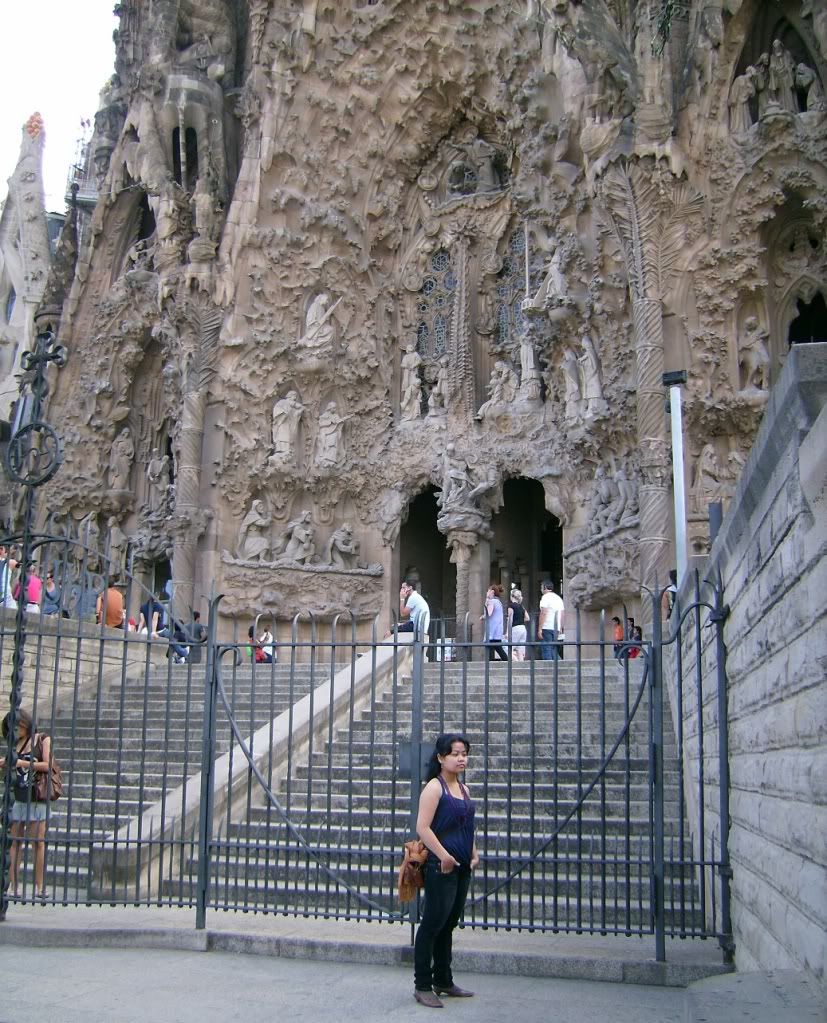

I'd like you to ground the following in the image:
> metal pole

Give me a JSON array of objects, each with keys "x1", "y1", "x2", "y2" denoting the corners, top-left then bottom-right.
[
  {"x1": 669, "y1": 384, "x2": 688, "y2": 582},
  {"x1": 407, "y1": 623, "x2": 425, "y2": 938},
  {"x1": 712, "y1": 576, "x2": 734, "y2": 963},
  {"x1": 650, "y1": 589, "x2": 666, "y2": 962},
  {"x1": 195, "y1": 593, "x2": 221, "y2": 929}
]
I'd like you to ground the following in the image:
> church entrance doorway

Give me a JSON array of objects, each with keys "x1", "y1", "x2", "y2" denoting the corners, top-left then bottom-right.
[
  {"x1": 398, "y1": 486, "x2": 456, "y2": 626},
  {"x1": 490, "y1": 477, "x2": 562, "y2": 619}
]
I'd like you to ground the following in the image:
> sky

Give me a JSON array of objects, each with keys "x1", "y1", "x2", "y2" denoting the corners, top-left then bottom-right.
[{"x1": 0, "y1": 1, "x2": 119, "y2": 213}]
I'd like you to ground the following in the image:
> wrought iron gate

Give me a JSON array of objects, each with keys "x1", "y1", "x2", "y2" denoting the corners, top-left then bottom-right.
[{"x1": 2, "y1": 560, "x2": 732, "y2": 963}]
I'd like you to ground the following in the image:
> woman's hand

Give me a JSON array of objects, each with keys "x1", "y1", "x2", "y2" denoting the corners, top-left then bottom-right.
[
  {"x1": 470, "y1": 850, "x2": 480, "y2": 870},
  {"x1": 439, "y1": 853, "x2": 460, "y2": 874}
]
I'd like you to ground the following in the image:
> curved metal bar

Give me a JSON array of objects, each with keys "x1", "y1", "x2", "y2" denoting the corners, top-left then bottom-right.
[
  {"x1": 212, "y1": 647, "x2": 405, "y2": 920},
  {"x1": 468, "y1": 655, "x2": 651, "y2": 904}
]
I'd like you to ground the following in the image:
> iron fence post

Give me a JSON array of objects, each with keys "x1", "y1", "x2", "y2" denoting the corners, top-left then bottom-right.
[
  {"x1": 195, "y1": 593, "x2": 221, "y2": 929},
  {"x1": 407, "y1": 625, "x2": 425, "y2": 937},
  {"x1": 712, "y1": 576, "x2": 734, "y2": 962},
  {"x1": 650, "y1": 587, "x2": 666, "y2": 962}
]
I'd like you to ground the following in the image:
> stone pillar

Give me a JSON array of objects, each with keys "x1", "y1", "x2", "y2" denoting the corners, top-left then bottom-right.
[{"x1": 171, "y1": 387, "x2": 204, "y2": 620}]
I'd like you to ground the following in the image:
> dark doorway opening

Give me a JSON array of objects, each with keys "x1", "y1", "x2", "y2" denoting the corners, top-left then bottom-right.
[
  {"x1": 490, "y1": 477, "x2": 562, "y2": 617},
  {"x1": 788, "y1": 292, "x2": 827, "y2": 346},
  {"x1": 398, "y1": 487, "x2": 455, "y2": 626}
]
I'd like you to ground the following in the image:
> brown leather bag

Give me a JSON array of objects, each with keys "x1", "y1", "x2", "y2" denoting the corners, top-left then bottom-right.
[
  {"x1": 33, "y1": 735, "x2": 63, "y2": 802},
  {"x1": 397, "y1": 840, "x2": 428, "y2": 903}
]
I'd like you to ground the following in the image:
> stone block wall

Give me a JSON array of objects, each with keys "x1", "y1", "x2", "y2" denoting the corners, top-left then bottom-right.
[{"x1": 670, "y1": 343, "x2": 826, "y2": 993}]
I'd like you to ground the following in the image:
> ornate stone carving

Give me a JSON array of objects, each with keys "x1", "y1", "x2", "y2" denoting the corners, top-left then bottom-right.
[
  {"x1": 400, "y1": 341, "x2": 423, "y2": 422},
  {"x1": 737, "y1": 317, "x2": 770, "y2": 398},
  {"x1": 237, "y1": 499, "x2": 271, "y2": 562},
  {"x1": 269, "y1": 391, "x2": 304, "y2": 470},
  {"x1": 314, "y1": 402, "x2": 347, "y2": 472},
  {"x1": 108, "y1": 428, "x2": 135, "y2": 491}
]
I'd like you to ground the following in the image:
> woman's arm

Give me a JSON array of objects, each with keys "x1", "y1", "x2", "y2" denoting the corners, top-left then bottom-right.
[
  {"x1": 416, "y1": 779, "x2": 459, "y2": 873},
  {"x1": 31, "y1": 734, "x2": 50, "y2": 773}
]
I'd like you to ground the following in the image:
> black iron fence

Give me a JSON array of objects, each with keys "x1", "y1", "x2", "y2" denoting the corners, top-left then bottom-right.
[{"x1": 1, "y1": 552, "x2": 732, "y2": 963}]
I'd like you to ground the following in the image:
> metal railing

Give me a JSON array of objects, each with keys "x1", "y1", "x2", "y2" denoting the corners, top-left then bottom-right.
[{"x1": 1, "y1": 577, "x2": 732, "y2": 963}]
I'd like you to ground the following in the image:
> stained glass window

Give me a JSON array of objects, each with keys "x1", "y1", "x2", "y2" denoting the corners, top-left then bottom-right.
[
  {"x1": 494, "y1": 227, "x2": 540, "y2": 349},
  {"x1": 416, "y1": 249, "x2": 455, "y2": 357}
]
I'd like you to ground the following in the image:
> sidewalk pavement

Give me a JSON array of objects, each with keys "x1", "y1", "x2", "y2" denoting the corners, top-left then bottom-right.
[{"x1": 0, "y1": 904, "x2": 822, "y2": 1022}]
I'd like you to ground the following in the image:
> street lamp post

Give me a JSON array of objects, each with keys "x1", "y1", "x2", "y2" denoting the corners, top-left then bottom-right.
[
  {"x1": 663, "y1": 370, "x2": 688, "y2": 583},
  {"x1": 0, "y1": 328, "x2": 66, "y2": 921}
]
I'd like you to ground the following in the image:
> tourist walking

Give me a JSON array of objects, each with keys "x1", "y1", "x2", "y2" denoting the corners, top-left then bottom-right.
[
  {"x1": 482, "y1": 583, "x2": 507, "y2": 660},
  {"x1": 507, "y1": 586, "x2": 527, "y2": 661},
  {"x1": 0, "y1": 708, "x2": 52, "y2": 899},
  {"x1": 538, "y1": 580, "x2": 564, "y2": 660},
  {"x1": 413, "y1": 733, "x2": 478, "y2": 1008}
]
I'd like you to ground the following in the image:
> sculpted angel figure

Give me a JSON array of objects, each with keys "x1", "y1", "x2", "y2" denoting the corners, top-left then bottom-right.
[{"x1": 238, "y1": 499, "x2": 271, "y2": 562}]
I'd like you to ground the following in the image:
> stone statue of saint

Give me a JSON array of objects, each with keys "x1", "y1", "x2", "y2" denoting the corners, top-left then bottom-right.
[
  {"x1": 767, "y1": 39, "x2": 797, "y2": 113},
  {"x1": 300, "y1": 293, "x2": 340, "y2": 349},
  {"x1": 147, "y1": 449, "x2": 171, "y2": 510},
  {"x1": 562, "y1": 347, "x2": 582, "y2": 422},
  {"x1": 238, "y1": 499, "x2": 271, "y2": 562},
  {"x1": 729, "y1": 67, "x2": 758, "y2": 133},
  {"x1": 282, "y1": 510, "x2": 316, "y2": 564},
  {"x1": 578, "y1": 335, "x2": 606, "y2": 418},
  {"x1": 738, "y1": 316, "x2": 770, "y2": 394},
  {"x1": 315, "y1": 402, "x2": 347, "y2": 470},
  {"x1": 691, "y1": 443, "x2": 726, "y2": 513},
  {"x1": 108, "y1": 428, "x2": 135, "y2": 490},
  {"x1": 427, "y1": 355, "x2": 450, "y2": 416},
  {"x1": 106, "y1": 516, "x2": 129, "y2": 578},
  {"x1": 270, "y1": 390, "x2": 303, "y2": 469},
  {"x1": 325, "y1": 522, "x2": 360, "y2": 570},
  {"x1": 400, "y1": 342, "x2": 423, "y2": 421}
]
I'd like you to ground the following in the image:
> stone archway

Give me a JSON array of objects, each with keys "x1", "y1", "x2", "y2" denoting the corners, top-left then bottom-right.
[
  {"x1": 490, "y1": 477, "x2": 562, "y2": 618},
  {"x1": 398, "y1": 486, "x2": 456, "y2": 624}
]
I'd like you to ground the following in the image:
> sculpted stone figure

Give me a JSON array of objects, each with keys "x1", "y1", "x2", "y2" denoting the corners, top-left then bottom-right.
[
  {"x1": 738, "y1": 316, "x2": 770, "y2": 394},
  {"x1": 108, "y1": 428, "x2": 134, "y2": 490},
  {"x1": 147, "y1": 449, "x2": 171, "y2": 510},
  {"x1": 437, "y1": 444, "x2": 498, "y2": 535},
  {"x1": 400, "y1": 341, "x2": 423, "y2": 421},
  {"x1": 325, "y1": 522, "x2": 360, "y2": 570},
  {"x1": 729, "y1": 67, "x2": 758, "y2": 133},
  {"x1": 106, "y1": 516, "x2": 129, "y2": 578},
  {"x1": 562, "y1": 346, "x2": 582, "y2": 422},
  {"x1": 315, "y1": 402, "x2": 347, "y2": 471},
  {"x1": 237, "y1": 499, "x2": 271, "y2": 562},
  {"x1": 795, "y1": 63, "x2": 826, "y2": 113},
  {"x1": 691, "y1": 443, "x2": 729, "y2": 513},
  {"x1": 578, "y1": 335, "x2": 606, "y2": 418},
  {"x1": 282, "y1": 510, "x2": 316, "y2": 564},
  {"x1": 478, "y1": 360, "x2": 518, "y2": 419},
  {"x1": 301, "y1": 293, "x2": 340, "y2": 349},
  {"x1": 270, "y1": 390, "x2": 303, "y2": 469},
  {"x1": 589, "y1": 465, "x2": 621, "y2": 534},
  {"x1": 767, "y1": 40, "x2": 797, "y2": 113},
  {"x1": 427, "y1": 355, "x2": 450, "y2": 416}
]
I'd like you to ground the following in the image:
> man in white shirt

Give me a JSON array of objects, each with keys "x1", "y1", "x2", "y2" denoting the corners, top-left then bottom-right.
[
  {"x1": 538, "y1": 580, "x2": 564, "y2": 660},
  {"x1": 399, "y1": 581, "x2": 431, "y2": 639}
]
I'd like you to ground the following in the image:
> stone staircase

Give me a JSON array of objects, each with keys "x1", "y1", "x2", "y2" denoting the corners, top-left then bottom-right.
[
  {"x1": 10, "y1": 658, "x2": 328, "y2": 902},
  {"x1": 174, "y1": 659, "x2": 703, "y2": 933}
]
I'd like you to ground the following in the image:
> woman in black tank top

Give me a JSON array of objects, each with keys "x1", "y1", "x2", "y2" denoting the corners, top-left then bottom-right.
[{"x1": 412, "y1": 733, "x2": 479, "y2": 1008}]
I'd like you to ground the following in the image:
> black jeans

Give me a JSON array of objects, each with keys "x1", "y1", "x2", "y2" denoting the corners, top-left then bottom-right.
[
  {"x1": 414, "y1": 863, "x2": 472, "y2": 991},
  {"x1": 487, "y1": 640, "x2": 508, "y2": 661}
]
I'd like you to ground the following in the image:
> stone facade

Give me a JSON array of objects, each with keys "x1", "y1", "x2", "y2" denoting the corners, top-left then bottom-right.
[
  {"x1": 24, "y1": 1, "x2": 826, "y2": 633},
  {"x1": 668, "y1": 343, "x2": 826, "y2": 994}
]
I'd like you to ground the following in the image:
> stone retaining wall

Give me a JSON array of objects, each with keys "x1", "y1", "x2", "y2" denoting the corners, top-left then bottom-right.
[{"x1": 671, "y1": 343, "x2": 826, "y2": 994}]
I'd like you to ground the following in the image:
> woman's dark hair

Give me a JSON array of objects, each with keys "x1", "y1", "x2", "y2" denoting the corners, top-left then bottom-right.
[
  {"x1": 425, "y1": 733, "x2": 470, "y2": 781},
  {"x1": 488, "y1": 582, "x2": 503, "y2": 597},
  {"x1": 1, "y1": 707, "x2": 33, "y2": 740},
  {"x1": 247, "y1": 625, "x2": 255, "y2": 640}
]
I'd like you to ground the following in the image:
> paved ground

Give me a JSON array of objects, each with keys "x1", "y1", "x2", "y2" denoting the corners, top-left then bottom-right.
[{"x1": 0, "y1": 946, "x2": 686, "y2": 1023}]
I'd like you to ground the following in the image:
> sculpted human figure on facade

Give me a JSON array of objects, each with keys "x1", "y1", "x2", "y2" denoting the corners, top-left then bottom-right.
[
  {"x1": 189, "y1": 173, "x2": 223, "y2": 259},
  {"x1": 795, "y1": 63, "x2": 826, "y2": 113},
  {"x1": 314, "y1": 402, "x2": 347, "y2": 471},
  {"x1": 325, "y1": 522, "x2": 360, "y2": 570},
  {"x1": 588, "y1": 465, "x2": 621, "y2": 535},
  {"x1": 562, "y1": 346, "x2": 582, "y2": 422},
  {"x1": 237, "y1": 499, "x2": 271, "y2": 562},
  {"x1": 147, "y1": 449, "x2": 171, "y2": 510},
  {"x1": 400, "y1": 341, "x2": 423, "y2": 421},
  {"x1": 108, "y1": 428, "x2": 135, "y2": 491},
  {"x1": 301, "y1": 293, "x2": 340, "y2": 349},
  {"x1": 691, "y1": 443, "x2": 728, "y2": 514},
  {"x1": 738, "y1": 316, "x2": 770, "y2": 395},
  {"x1": 477, "y1": 360, "x2": 518, "y2": 419},
  {"x1": 767, "y1": 40, "x2": 797, "y2": 113},
  {"x1": 106, "y1": 516, "x2": 129, "y2": 578},
  {"x1": 270, "y1": 390, "x2": 303, "y2": 470},
  {"x1": 281, "y1": 510, "x2": 316, "y2": 564},
  {"x1": 729, "y1": 67, "x2": 758, "y2": 133},
  {"x1": 578, "y1": 334, "x2": 606, "y2": 418},
  {"x1": 427, "y1": 355, "x2": 450, "y2": 416}
]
